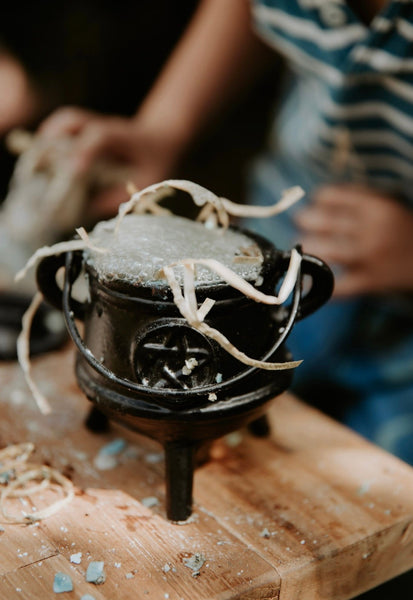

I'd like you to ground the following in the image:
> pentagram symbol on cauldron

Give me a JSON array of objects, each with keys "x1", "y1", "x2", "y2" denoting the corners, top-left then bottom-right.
[{"x1": 133, "y1": 319, "x2": 218, "y2": 390}]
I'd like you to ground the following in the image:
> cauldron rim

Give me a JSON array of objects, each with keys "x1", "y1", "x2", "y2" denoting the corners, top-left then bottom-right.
[{"x1": 83, "y1": 226, "x2": 282, "y2": 302}]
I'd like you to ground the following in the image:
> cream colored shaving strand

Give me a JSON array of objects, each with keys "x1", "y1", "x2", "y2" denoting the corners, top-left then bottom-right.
[
  {"x1": 0, "y1": 443, "x2": 34, "y2": 467},
  {"x1": 15, "y1": 234, "x2": 104, "y2": 415},
  {"x1": 15, "y1": 236, "x2": 106, "y2": 283},
  {"x1": 0, "y1": 443, "x2": 74, "y2": 524},
  {"x1": 16, "y1": 292, "x2": 52, "y2": 415},
  {"x1": 163, "y1": 250, "x2": 302, "y2": 371},
  {"x1": 221, "y1": 186, "x2": 304, "y2": 217},
  {"x1": 115, "y1": 180, "x2": 304, "y2": 232},
  {"x1": 170, "y1": 250, "x2": 301, "y2": 306}
]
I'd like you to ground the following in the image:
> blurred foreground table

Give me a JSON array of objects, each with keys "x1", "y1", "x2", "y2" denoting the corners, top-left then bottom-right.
[{"x1": 0, "y1": 346, "x2": 413, "y2": 599}]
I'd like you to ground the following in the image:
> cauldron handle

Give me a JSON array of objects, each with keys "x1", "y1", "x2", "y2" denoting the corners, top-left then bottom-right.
[
  {"x1": 36, "y1": 251, "x2": 85, "y2": 319},
  {"x1": 278, "y1": 249, "x2": 334, "y2": 321}
]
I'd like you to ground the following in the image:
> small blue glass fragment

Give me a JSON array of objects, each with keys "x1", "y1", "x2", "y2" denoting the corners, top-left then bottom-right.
[
  {"x1": 53, "y1": 572, "x2": 73, "y2": 593},
  {"x1": 86, "y1": 561, "x2": 106, "y2": 584},
  {"x1": 99, "y1": 438, "x2": 127, "y2": 456}
]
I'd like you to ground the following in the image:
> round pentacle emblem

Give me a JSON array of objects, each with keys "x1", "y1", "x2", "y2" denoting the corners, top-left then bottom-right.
[{"x1": 133, "y1": 319, "x2": 218, "y2": 390}]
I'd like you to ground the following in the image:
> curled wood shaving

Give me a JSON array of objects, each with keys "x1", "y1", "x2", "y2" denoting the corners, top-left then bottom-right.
[
  {"x1": 14, "y1": 233, "x2": 106, "y2": 414},
  {"x1": 163, "y1": 249, "x2": 303, "y2": 371},
  {"x1": 221, "y1": 186, "x2": 305, "y2": 218},
  {"x1": 15, "y1": 232, "x2": 104, "y2": 416},
  {"x1": 16, "y1": 292, "x2": 52, "y2": 415},
  {"x1": 115, "y1": 179, "x2": 304, "y2": 231},
  {"x1": 0, "y1": 443, "x2": 74, "y2": 524},
  {"x1": 167, "y1": 250, "x2": 301, "y2": 306},
  {"x1": 0, "y1": 443, "x2": 34, "y2": 467},
  {"x1": 15, "y1": 235, "x2": 106, "y2": 283}
]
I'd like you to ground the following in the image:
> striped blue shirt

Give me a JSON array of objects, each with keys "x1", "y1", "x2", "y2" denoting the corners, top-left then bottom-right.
[
  {"x1": 250, "y1": 0, "x2": 413, "y2": 213},
  {"x1": 248, "y1": 0, "x2": 413, "y2": 463}
]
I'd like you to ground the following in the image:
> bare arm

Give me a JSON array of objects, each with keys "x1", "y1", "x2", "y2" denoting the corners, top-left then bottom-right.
[
  {"x1": 38, "y1": 0, "x2": 275, "y2": 218},
  {"x1": 134, "y1": 0, "x2": 275, "y2": 148}
]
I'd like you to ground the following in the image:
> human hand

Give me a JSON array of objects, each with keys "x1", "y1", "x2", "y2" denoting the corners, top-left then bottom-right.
[
  {"x1": 293, "y1": 183, "x2": 413, "y2": 297},
  {"x1": 39, "y1": 107, "x2": 181, "y2": 219}
]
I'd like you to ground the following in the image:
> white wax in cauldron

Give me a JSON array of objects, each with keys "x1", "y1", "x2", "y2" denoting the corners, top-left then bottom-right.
[{"x1": 85, "y1": 214, "x2": 263, "y2": 287}]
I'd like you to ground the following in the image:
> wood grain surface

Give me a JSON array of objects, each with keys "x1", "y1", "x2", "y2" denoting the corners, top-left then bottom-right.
[{"x1": 0, "y1": 345, "x2": 412, "y2": 599}]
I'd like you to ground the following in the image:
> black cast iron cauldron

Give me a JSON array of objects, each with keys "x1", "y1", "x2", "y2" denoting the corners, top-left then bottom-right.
[{"x1": 36, "y1": 227, "x2": 333, "y2": 521}]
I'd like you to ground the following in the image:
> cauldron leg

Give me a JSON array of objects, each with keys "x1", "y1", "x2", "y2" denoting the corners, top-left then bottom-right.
[
  {"x1": 85, "y1": 406, "x2": 110, "y2": 433},
  {"x1": 248, "y1": 414, "x2": 271, "y2": 437},
  {"x1": 164, "y1": 441, "x2": 197, "y2": 521}
]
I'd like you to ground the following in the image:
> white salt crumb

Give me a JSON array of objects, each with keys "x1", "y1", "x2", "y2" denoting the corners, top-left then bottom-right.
[
  {"x1": 60, "y1": 526, "x2": 68, "y2": 533},
  {"x1": 141, "y1": 496, "x2": 159, "y2": 508},
  {"x1": 93, "y1": 453, "x2": 118, "y2": 471},
  {"x1": 114, "y1": 562, "x2": 121, "y2": 568},
  {"x1": 300, "y1": 540, "x2": 306, "y2": 545},
  {"x1": 125, "y1": 572, "x2": 135, "y2": 580},
  {"x1": 357, "y1": 481, "x2": 371, "y2": 496},
  {"x1": 72, "y1": 450, "x2": 88, "y2": 461},
  {"x1": 162, "y1": 563, "x2": 171, "y2": 573},
  {"x1": 70, "y1": 552, "x2": 82, "y2": 564},
  {"x1": 145, "y1": 452, "x2": 163, "y2": 464},
  {"x1": 10, "y1": 390, "x2": 26, "y2": 405},
  {"x1": 260, "y1": 528, "x2": 270, "y2": 539},
  {"x1": 182, "y1": 357, "x2": 198, "y2": 375},
  {"x1": 208, "y1": 393, "x2": 217, "y2": 402},
  {"x1": 182, "y1": 553, "x2": 206, "y2": 577},
  {"x1": 225, "y1": 432, "x2": 243, "y2": 447}
]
